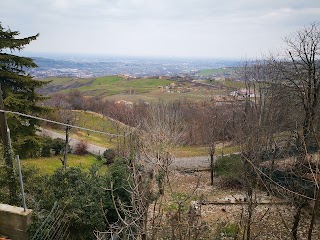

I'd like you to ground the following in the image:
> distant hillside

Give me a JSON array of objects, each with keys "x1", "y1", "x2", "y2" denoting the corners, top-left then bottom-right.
[
  {"x1": 39, "y1": 75, "x2": 174, "y2": 96},
  {"x1": 38, "y1": 73, "x2": 250, "y2": 103}
]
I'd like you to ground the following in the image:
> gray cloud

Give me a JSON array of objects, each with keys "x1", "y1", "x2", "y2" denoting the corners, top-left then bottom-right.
[{"x1": 1, "y1": 0, "x2": 320, "y2": 58}]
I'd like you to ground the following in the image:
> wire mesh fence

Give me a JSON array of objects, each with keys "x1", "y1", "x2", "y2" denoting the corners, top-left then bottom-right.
[{"x1": 31, "y1": 202, "x2": 69, "y2": 240}]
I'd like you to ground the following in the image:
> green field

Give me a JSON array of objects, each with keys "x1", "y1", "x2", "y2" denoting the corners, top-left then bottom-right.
[
  {"x1": 173, "y1": 145, "x2": 240, "y2": 158},
  {"x1": 104, "y1": 88, "x2": 227, "y2": 103},
  {"x1": 42, "y1": 75, "x2": 239, "y2": 103},
  {"x1": 198, "y1": 68, "x2": 236, "y2": 76},
  {"x1": 21, "y1": 154, "x2": 103, "y2": 175}
]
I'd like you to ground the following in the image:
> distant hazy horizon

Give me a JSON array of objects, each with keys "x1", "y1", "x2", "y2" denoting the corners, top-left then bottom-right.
[
  {"x1": 2, "y1": 0, "x2": 320, "y2": 59},
  {"x1": 21, "y1": 51, "x2": 244, "y2": 62}
]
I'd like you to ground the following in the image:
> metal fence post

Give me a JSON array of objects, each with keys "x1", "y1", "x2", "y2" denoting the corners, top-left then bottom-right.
[{"x1": 16, "y1": 155, "x2": 27, "y2": 211}]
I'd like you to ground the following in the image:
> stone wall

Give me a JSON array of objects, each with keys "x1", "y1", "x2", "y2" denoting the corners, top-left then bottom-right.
[{"x1": 0, "y1": 204, "x2": 32, "y2": 240}]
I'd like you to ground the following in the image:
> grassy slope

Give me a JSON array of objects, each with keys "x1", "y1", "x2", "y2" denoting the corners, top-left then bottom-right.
[
  {"x1": 48, "y1": 110, "x2": 125, "y2": 148},
  {"x1": 71, "y1": 110, "x2": 131, "y2": 148}
]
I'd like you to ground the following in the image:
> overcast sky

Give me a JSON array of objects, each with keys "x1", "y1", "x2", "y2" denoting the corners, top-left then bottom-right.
[{"x1": 1, "y1": 0, "x2": 319, "y2": 59}]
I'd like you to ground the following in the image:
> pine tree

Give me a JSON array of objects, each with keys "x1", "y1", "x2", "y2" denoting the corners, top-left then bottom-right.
[{"x1": 0, "y1": 22, "x2": 47, "y2": 158}]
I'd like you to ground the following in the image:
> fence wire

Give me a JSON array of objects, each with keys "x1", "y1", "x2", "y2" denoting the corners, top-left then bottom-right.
[{"x1": 31, "y1": 202, "x2": 69, "y2": 240}]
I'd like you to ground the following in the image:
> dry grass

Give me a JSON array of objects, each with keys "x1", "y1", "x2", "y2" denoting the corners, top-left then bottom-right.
[{"x1": 160, "y1": 171, "x2": 320, "y2": 239}]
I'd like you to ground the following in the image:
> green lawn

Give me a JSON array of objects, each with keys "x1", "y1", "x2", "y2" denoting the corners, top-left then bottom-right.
[
  {"x1": 21, "y1": 154, "x2": 104, "y2": 175},
  {"x1": 173, "y1": 145, "x2": 240, "y2": 158},
  {"x1": 173, "y1": 146, "x2": 208, "y2": 157},
  {"x1": 216, "y1": 145, "x2": 240, "y2": 155}
]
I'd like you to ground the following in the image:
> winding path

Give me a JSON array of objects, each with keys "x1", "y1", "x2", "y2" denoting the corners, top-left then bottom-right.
[
  {"x1": 40, "y1": 128, "x2": 219, "y2": 170},
  {"x1": 39, "y1": 128, "x2": 106, "y2": 155}
]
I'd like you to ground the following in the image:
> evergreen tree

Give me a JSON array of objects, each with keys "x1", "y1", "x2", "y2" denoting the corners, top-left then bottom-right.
[{"x1": 0, "y1": 22, "x2": 47, "y2": 158}]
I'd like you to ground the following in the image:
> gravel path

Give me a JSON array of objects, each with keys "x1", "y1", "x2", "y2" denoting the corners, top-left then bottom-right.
[
  {"x1": 171, "y1": 156, "x2": 211, "y2": 170},
  {"x1": 39, "y1": 128, "x2": 106, "y2": 155}
]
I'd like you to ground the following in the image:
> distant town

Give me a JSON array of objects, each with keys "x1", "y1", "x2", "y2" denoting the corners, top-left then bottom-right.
[{"x1": 29, "y1": 55, "x2": 241, "y2": 79}]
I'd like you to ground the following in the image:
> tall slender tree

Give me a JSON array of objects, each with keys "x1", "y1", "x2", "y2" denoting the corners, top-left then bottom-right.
[
  {"x1": 272, "y1": 22, "x2": 320, "y2": 148},
  {"x1": 0, "y1": 22, "x2": 47, "y2": 158}
]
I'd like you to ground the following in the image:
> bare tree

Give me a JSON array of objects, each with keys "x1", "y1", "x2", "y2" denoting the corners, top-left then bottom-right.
[
  {"x1": 139, "y1": 101, "x2": 185, "y2": 178},
  {"x1": 98, "y1": 101, "x2": 213, "y2": 240},
  {"x1": 271, "y1": 22, "x2": 320, "y2": 147},
  {"x1": 264, "y1": 23, "x2": 320, "y2": 239},
  {"x1": 236, "y1": 44, "x2": 320, "y2": 239},
  {"x1": 199, "y1": 105, "x2": 221, "y2": 186}
]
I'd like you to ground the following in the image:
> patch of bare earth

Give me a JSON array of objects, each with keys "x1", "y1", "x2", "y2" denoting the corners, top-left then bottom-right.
[{"x1": 160, "y1": 171, "x2": 320, "y2": 239}]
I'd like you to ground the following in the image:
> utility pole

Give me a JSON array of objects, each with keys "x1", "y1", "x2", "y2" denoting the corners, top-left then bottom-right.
[
  {"x1": 63, "y1": 119, "x2": 70, "y2": 170},
  {"x1": 0, "y1": 84, "x2": 18, "y2": 204}
]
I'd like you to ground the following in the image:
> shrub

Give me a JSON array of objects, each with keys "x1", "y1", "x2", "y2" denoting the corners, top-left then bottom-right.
[
  {"x1": 215, "y1": 222, "x2": 239, "y2": 239},
  {"x1": 23, "y1": 159, "x2": 132, "y2": 240},
  {"x1": 215, "y1": 154, "x2": 243, "y2": 187},
  {"x1": 16, "y1": 136, "x2": 43, "y2": 159},
  {"x1": 103, "y1": 149, "x2": 116, "y2": 164},
  {"x1": 46, "y1": 167, "x2": 106, "y2": 239},
  {"x1": 40, "y1": 137, "x2": 71, "y2": 157},
  {"x1": 96, "y1": 154, "x2": 107, "y2": 164},
  {"x1": 104, "y1": 158, "x2": 132, "y2": 222},
  {"x1": 40, "y1": 137, "x2": 53, "y2": 157},
  {"x1": 52, "y1": 138, "x2": 66, "y2": 155},
  {"x1": 73, "y1": 140, "x2": 88, "y2": 155}
]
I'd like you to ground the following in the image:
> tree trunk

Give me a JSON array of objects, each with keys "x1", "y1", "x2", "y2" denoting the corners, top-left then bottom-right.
[
  {"x1": 308, "y1": 186, "x2": 320, "y2": 240},
  {"x1": 244, "y1": 178, "x2": 253, "y2": 240},
  {"x1": 303, "y1": 113, "x2": 311, "y2": 145},
  {"x1": 210, "y1": 153, "x2": 214, "y2": 186},
  {"x1": 209, "y1": 145, "x2": 215, "y2": 186},
  {"x1": 242, "y1": 158, "x2": 254, "y2": 240},
  {"x1": 291, "y1": 204, "x2": 303, "y2": 240}
]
